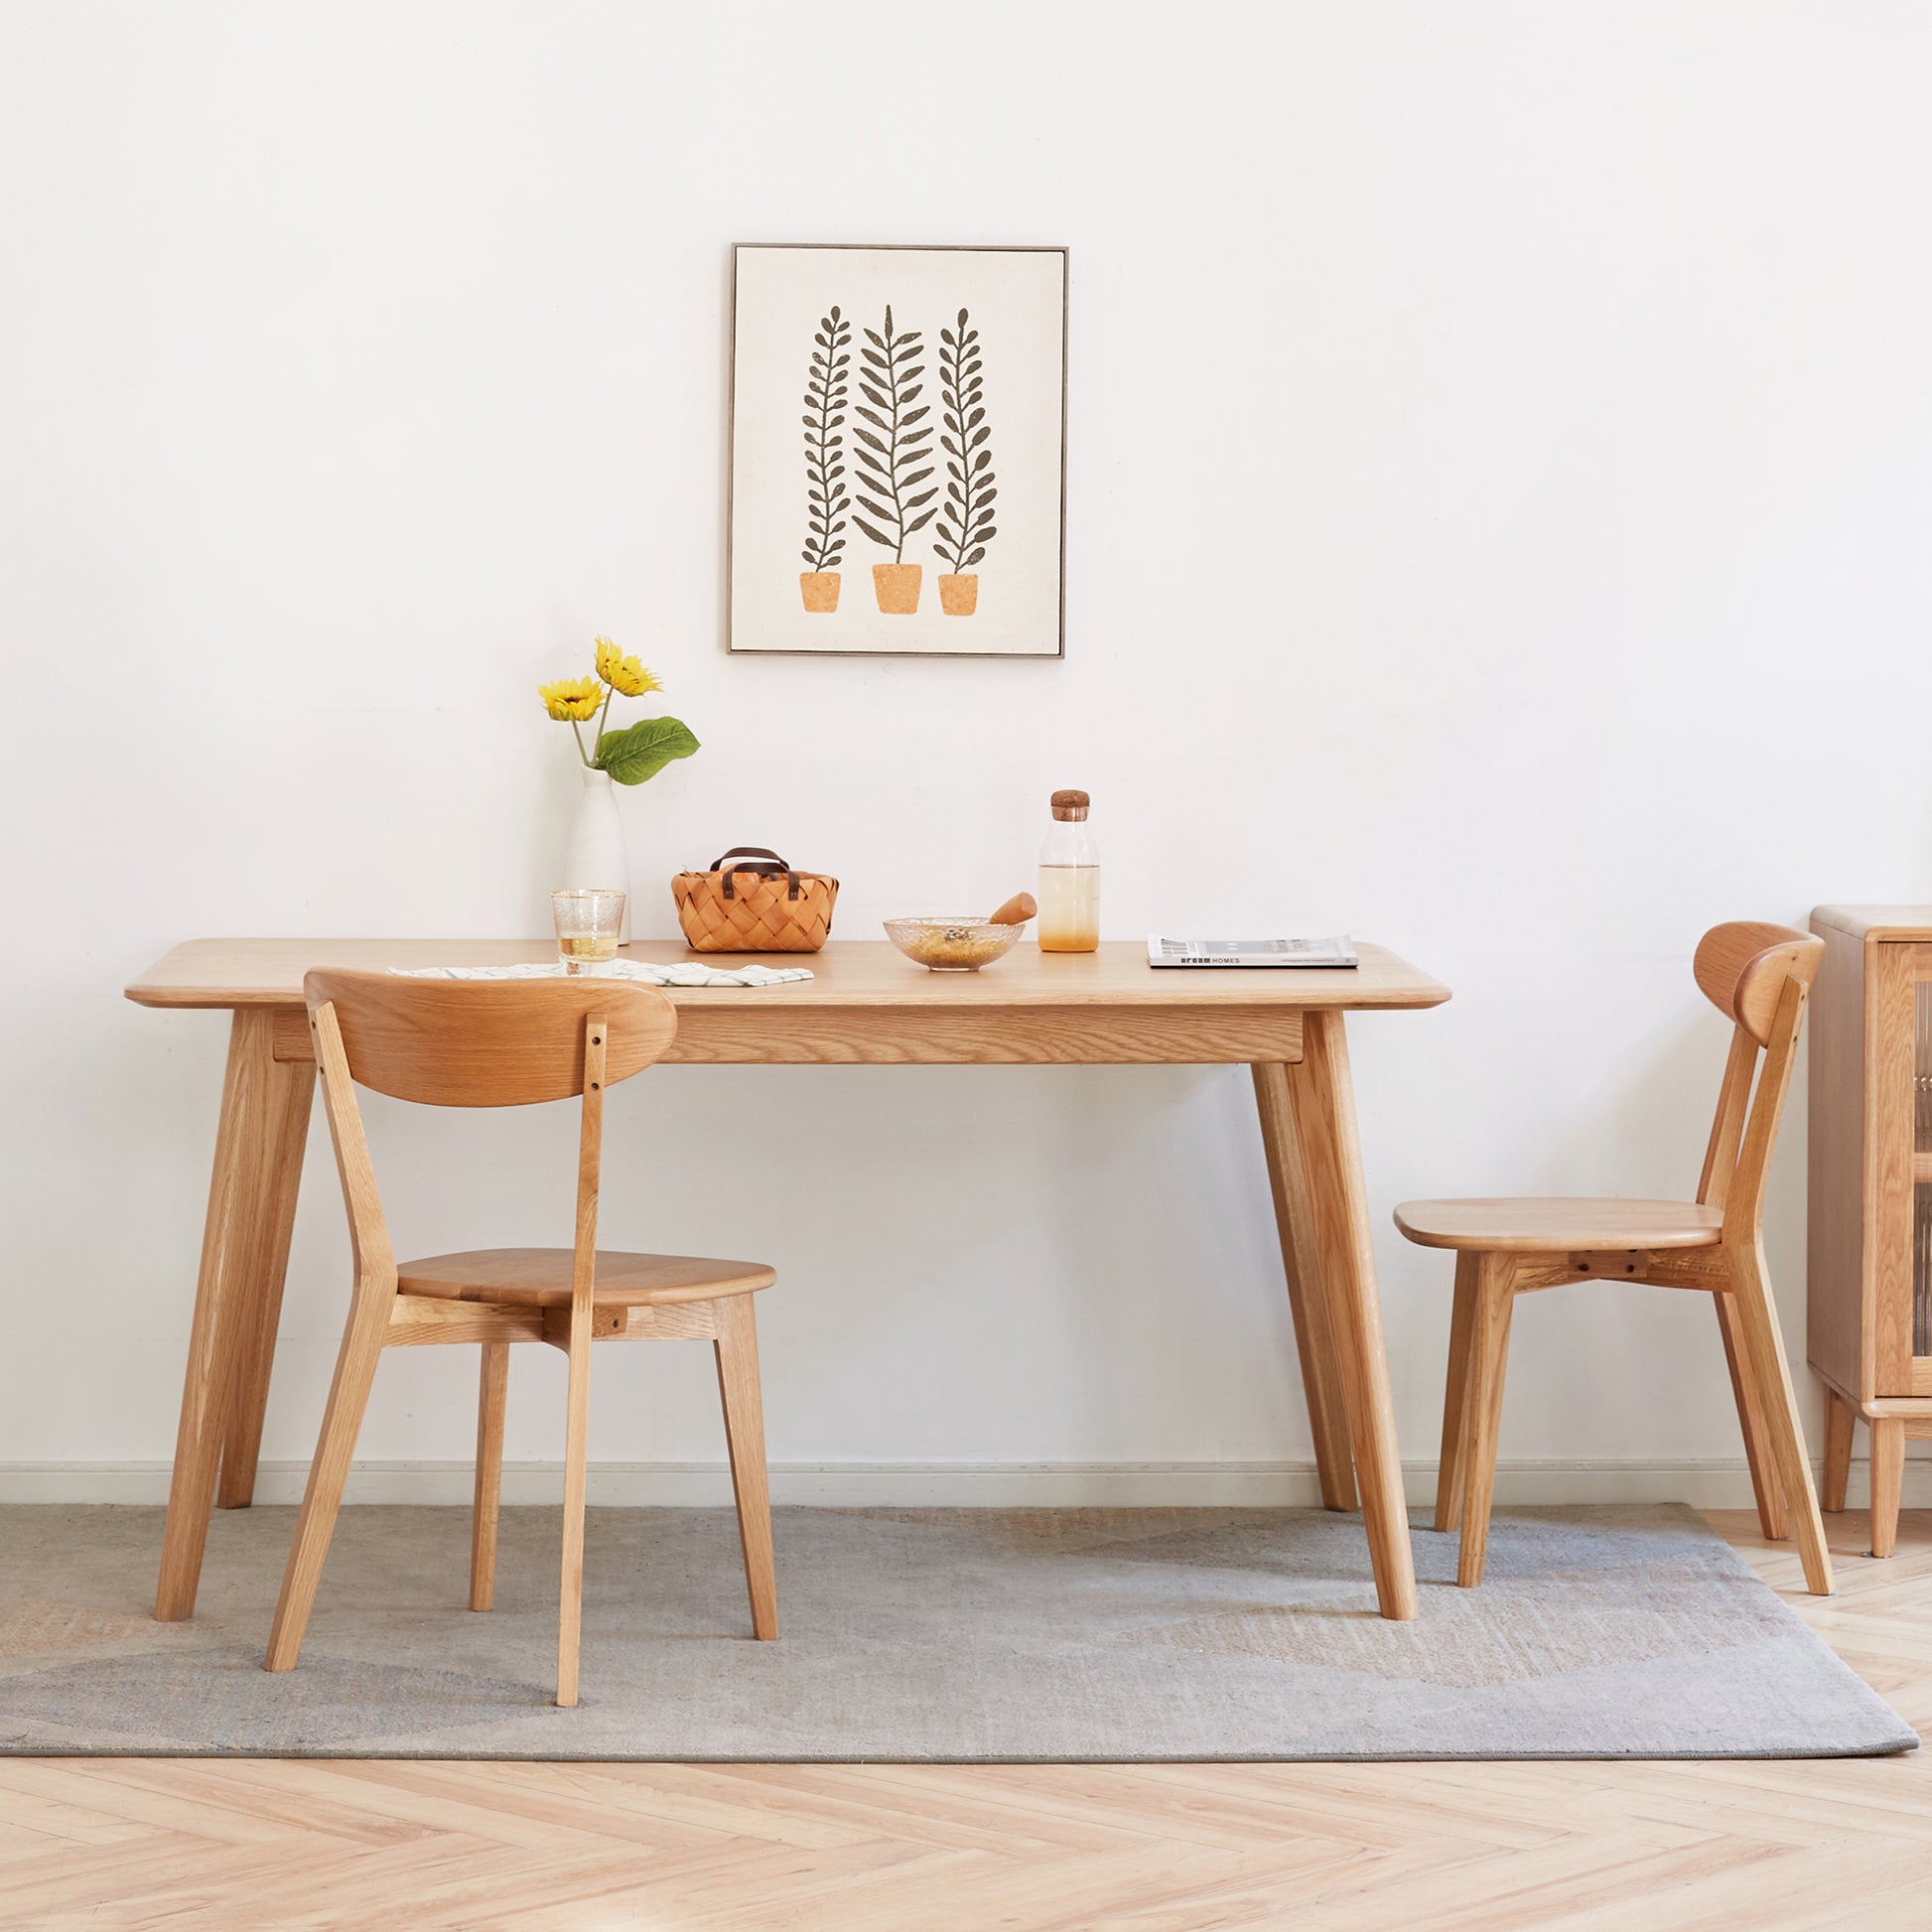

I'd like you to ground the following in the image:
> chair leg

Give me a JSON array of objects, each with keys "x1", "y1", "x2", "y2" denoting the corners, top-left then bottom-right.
[
  {"x1": 1457, "y1": 1255, "x2": 1514, "y2": 1587},
  {"x1": 1822, "y1": 1389, "x2": 1856, "y2": 1515},
  {"x1": 471, "y1": 1342, "x2": 509, "y2": 1612},
  {"x1": 555, "y1": 1303, "x2": 594, "y2": 1708},
  {"x1": 715, "y1": 1296, "x2": 778, "y2": 1640},
  {"x1": 1869, "y1": 1418, "x2": 1904, "y2": 1558},
  {"x1": 1435, "y1": 1253, "x2": 1480, "y2": 1534},
  {"x1": 1724, "y1": 1243, "x2": 1833, "y2": 1594},
  {"x1": 1714, "y1": 1290, "x2": 1789, "y2": 1541},
  {"x1": 264, "y1": 1279, "x2": 393, "y2": 1671}
]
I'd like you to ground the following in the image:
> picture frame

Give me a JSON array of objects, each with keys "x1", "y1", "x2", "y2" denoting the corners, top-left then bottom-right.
[{"x1": 728, "y1": 243, "x2": 1068, "y2": 657}]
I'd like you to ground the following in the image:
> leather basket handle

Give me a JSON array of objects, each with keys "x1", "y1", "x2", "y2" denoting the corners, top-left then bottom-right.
[{"x1": 709, "y1": 846, "x2": 800, "y2": 901}]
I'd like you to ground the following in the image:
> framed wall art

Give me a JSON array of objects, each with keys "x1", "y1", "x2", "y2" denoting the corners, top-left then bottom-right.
[{"x1": 728, "y1": 243, "x2": 1067, "y2": 656}]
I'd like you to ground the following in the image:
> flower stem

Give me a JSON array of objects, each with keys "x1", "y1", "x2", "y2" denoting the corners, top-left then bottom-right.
[{"x1": 571, "y1": 719, "x2": 592, "y2": 767}]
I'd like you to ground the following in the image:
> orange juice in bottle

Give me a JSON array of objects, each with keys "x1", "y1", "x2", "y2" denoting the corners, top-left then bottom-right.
[{"x1": 1037, "y1": 789, "x2": 1099, "y2": 952}]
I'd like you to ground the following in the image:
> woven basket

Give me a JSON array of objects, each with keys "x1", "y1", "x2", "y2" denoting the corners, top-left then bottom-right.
[{"x1": 673, "y1": 847, "x2": 839, "y2": 953}]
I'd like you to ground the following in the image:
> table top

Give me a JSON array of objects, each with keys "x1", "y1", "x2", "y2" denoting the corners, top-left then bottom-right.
[{"x1": 124, "y1": 938, "x2": 1450, "y2": 1014}]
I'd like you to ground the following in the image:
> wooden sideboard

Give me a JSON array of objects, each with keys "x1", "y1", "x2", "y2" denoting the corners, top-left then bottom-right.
[{"x1": 1808, "y1": 905, "x2": 1932, "y2": 1554}]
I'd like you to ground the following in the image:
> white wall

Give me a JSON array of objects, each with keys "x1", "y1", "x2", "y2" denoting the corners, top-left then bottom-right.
[{"x1": 4, "y1": 1, "x2": 1930, "y2": 1506}]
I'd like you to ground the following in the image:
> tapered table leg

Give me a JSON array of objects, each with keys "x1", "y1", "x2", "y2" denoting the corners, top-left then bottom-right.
[
  {"x1": 155, "y1": 1008, "x2": 313, "y2": 1620},
  {"x1": 217, "y1": 1022, "x2": 314, "y2": 1508},
  {"x1": 1284, "y1": 1011, "x2": 1419, "y2": 1619},
  {"x1": 1252, "y1": 1063, "x2": 1356, "y2": 1511}
]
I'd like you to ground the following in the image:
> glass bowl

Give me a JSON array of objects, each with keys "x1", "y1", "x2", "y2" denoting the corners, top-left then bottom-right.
[{"x1": 884, "y1": 916, "x2": 1026, "y2": 972}]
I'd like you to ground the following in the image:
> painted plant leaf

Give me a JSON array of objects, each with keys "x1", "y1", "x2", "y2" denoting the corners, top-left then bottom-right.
[
  {"x1": 799, "y1": 305, "x2": 854, "y2": 571},
  {"x1": 849, "y1": 303, "x2": 932, "y2": 563},
  {"x1": 931, "y1": 306, "x2": 996, "y2": 580}
]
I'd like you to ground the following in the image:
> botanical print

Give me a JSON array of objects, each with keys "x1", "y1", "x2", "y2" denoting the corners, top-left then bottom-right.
[
  {"x1": 933, "y1": 309, "x2": 995, "y2": 617},
  {"x1": 852, "y1": 306, "x2": 937, "y2": 613},
  {"x1": 732, "y1": 245, "x2": 1065, "y2": 655},
  {"x1": 799, "y1": 307, "x2": 851, "y2": 613}
]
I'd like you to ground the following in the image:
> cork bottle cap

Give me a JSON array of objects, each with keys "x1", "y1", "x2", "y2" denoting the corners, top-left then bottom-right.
[{"x1": 1050, "y1": 788, "x2": 1090, "y2": 822}]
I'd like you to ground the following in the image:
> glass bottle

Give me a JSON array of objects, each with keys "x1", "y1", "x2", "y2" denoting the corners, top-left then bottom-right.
[{"x1": 1037, "y1": 789, "x2": 1100, "y2": 952}]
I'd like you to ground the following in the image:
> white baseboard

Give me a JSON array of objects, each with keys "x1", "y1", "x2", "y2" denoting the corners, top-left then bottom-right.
[{"x1": 3, "y1": 1456, "x2": 1930, "y2": 1509}]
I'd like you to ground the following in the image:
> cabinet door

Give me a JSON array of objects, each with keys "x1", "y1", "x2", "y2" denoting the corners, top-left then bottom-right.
[{"x1": 1874, "y1": 942, "x2": 1932, "y2": 1395}]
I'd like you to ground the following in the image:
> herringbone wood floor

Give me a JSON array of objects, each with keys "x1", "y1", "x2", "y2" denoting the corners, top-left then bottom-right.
[{"x1": 1, "y1": 1510, "x2": 1926, "y2": 1931}]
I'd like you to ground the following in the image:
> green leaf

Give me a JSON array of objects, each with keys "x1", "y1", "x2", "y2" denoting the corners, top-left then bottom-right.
[{"x1": 594, "y1": 715, "x2": 700, "y2": 786}]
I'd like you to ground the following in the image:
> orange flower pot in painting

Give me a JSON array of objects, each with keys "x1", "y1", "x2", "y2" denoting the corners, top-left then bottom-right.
[
  {"x1": 799, "y1": 571, "x2": 840, "y2": 613},
  {"x1": 937, "y1": 573, "x2": 978, "y2": 616},
  {"x1": 873, "y1": 563, "x2": 922, "y2": 614}
]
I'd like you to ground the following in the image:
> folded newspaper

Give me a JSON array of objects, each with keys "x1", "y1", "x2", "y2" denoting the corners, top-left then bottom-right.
[{"x1": 1147, "y1": 935, "x2": 1358, "y2": 969}]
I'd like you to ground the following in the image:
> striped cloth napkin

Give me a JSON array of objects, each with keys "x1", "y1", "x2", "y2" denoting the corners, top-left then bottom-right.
[{"x1": 392, "y1": 959, "x2": 812, "y2": 988}]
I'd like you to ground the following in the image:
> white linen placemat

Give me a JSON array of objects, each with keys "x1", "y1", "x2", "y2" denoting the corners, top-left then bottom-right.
[{"x1": 391, "y1": 959, "x2": 812, "y2": 988}]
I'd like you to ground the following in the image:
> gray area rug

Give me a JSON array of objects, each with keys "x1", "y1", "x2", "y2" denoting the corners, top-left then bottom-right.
[{"x1": 0, "y1": 1504, "x2": 1911, "y2": 1760}]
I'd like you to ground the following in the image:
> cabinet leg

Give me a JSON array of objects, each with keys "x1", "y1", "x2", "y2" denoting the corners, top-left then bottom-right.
[
  {"x1": 1869, "y1": 1418, "x2": 1904, "y2": 1559},
  {"x1": 1822, "y1": 1390, "x2": 1856, "y2": 1515}
]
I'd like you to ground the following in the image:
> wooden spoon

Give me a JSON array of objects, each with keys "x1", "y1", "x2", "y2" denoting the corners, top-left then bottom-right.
[{"x1": 988, "y1": 892, "x2": 1036, "y2": 926}]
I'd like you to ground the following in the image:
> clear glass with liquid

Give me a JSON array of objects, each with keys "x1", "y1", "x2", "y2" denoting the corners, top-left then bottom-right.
[
  {"x1": 552, "y1": 888, "x2": 626, "y2": 976},
  {"x1": 1037, "y1": 790, "x2": 1099, "y2": 952}
]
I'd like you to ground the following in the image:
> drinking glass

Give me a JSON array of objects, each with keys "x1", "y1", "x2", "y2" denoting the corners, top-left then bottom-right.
[{"x1": 552, "y1": 889, "x2": 626, "y2": 975}]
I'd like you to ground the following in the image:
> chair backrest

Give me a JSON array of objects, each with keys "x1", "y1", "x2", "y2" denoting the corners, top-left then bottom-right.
[
  {"x1": 301, "y1": 971, "x2": 679, "y2": 1295},
  {"x1": 1693, "y1": 922, "x2": 1824, "y2": 1239},
  {"x1": 1693, "y1": 921, "x2": 1822, "y2": 1049},
  {"x1": 305, "y1": 970, "x2": 677, "y2": 1107}
]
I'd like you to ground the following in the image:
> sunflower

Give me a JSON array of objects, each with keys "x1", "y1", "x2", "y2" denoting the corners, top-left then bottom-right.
[
  {"x1": 539, "y1": 675, "x2": 605, "y2": 722},
  {"x1": 594, "y1": 636, "x2": 661, "y2": 698}
]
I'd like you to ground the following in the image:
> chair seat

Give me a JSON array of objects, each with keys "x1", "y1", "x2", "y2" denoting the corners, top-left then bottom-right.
[
  {"x1": 397, "y1": 1248, "x2": 776, "y2": 1308},
  {"x1": 1393, "y1": 1198, "x2": 1725, "y2": 1253}
]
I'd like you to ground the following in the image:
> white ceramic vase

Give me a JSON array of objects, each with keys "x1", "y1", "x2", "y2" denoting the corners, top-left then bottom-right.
[{"x1": 561, "y1": 764, "x2": 632, "y2": 943}]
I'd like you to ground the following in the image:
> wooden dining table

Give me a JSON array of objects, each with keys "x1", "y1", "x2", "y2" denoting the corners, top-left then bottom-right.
[{"x1": 125, "y1": 936, "x2": 1450, "y2": 1622}]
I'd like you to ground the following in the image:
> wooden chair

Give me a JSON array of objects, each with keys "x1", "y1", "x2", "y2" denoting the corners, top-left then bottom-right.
[
  {"x1": 1394, "y1": 922, "x2": 1834, "y2": 1596},
  {"x1": 264, "y1": 970, "x2": 779, "y2": 1707}
]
